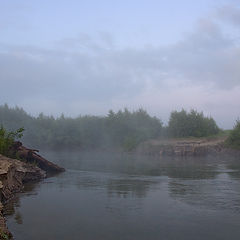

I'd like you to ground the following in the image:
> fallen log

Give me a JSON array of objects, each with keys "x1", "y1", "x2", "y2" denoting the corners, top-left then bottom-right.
[{"x1": 10, "y1": 141, "x2": 65, "y2": 174}]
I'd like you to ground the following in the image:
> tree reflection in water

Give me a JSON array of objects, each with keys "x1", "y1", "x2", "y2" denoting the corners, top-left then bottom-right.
[{"x1": 3, "y1": 182, "x2": 40, "y2": 225}]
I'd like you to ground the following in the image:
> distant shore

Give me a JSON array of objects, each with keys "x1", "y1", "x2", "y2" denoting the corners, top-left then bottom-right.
[{"x1": 136, "y1": 135, "x2": 240, "y2": 157}]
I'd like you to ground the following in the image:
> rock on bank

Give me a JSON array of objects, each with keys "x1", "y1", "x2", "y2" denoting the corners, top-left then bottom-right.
[{"x1": 0, "y1": 155, "x2": 46, "y2": 239}]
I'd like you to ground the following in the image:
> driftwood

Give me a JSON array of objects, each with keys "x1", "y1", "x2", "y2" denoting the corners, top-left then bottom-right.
[{"x1": 10, "y1": 141, "x2": 65, "y2": 173}]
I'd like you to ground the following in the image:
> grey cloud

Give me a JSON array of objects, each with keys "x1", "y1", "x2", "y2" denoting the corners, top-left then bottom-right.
[
  {"x1": 1, "y1": 16, "x2": 240, "y2": 99},
  {"x1": 56, "y1": 32, "x2": 115, "y2": 54},
  {"x1": 160, "y1": 18, "x2": 239, "y2": 89},
  {"x1": 0, "y1": 45, "x2": 145, "y2": 103},
  {"x1": 216, "y1": 4, "x2": 240, "y2": 26}
]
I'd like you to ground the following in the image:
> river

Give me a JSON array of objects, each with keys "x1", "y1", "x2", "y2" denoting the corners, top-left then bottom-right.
[{"x1": 4, "y1": 151, "x2": 240, "y2": 240}]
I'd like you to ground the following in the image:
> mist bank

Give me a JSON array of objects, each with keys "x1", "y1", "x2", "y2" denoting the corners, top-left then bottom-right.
[{"x1": 0, "y1": 104, "x2": 222, "y2": 151}]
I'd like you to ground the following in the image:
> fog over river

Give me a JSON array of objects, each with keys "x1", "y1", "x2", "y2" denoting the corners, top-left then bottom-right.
[{"x1": 5, "y1": 151, "x2": 240, "y2": 240}]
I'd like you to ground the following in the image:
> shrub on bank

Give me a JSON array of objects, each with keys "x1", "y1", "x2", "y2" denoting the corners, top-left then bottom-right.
[
  {"x1": 0, "y1": 126, "x2": 24, "y2": 157},
  {"x1": 226, "y1": 120, "x2": 240, "y2": 149}
]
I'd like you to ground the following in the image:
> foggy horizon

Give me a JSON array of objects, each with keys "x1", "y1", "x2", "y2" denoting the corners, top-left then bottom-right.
[{"x1": 1, "y1": 0, "x2": 240, "y2": 129}]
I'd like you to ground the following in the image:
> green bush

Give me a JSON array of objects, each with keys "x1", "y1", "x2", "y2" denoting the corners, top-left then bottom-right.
[
  {"x1": 168, "y1": 109, "x2": 220, "y2": 138},
  {"x1": 0, "y1": 126, "x2": 24, "y2": 157},
  {"x1": 226, "y1": 120, "x2": 240, "y2": 149},
  {"x1": 0, "y1": 232, "x2": 9, "y2": 240}
]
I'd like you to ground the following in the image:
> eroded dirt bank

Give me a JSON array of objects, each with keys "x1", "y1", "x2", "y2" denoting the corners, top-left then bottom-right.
[
  {"x1": 136, "y1": 136, "x2": 237, "y2": 157},
  {"x1": 0, "y1": 147, "x2": 65, "y2": 239},
  {"x1": 0, "y1": 155, "x2": 46, "y2": 239}
]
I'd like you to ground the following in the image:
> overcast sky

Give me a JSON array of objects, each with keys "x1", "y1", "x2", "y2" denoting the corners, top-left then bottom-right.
[{"x1": 0, "y1": 0, "x2": 240, "y2": 128}]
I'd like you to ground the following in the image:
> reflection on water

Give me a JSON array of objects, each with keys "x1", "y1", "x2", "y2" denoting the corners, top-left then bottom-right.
[
  {"x1": 14, "y1": 212, "x2": 23, "y2": 225},
  {"x1": 226, "y1": 162, "x2": 240, "y2": 179},
  {"x1": 169, "y1": 173, "x2": 240, "y2": 212},
  {"x1": 5, "y1": 151, "x2": 240, "y2": 240},
  {"x1": 107, "y1": 178, "x2": 158, "y2": 198},
  {"x1": 4, "y1": 182, "x2": 40, "y2": 226}
]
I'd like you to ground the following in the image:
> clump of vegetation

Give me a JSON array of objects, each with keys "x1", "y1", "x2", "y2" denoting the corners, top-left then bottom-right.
[
  {"x1": 167, "y1": 109, "x2": 220, "y2": 138},
  {"x1": 0, "y1": 229, "x2": 9, "y2": 240},
  {"x1": 106, "y1": 108, "x2": 162, "y2": 151},
  {"x1": 225, "y1": 120, "x2": 240, "y2": 149},
  {"x1": 0, "y1": 125, "x2": 24, "y2": 157}
]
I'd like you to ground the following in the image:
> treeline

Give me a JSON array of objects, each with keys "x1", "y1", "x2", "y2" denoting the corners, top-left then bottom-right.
[
  {"x1": 0, "y1": 104, "x2": 221, "y2": 150},
  {"x1": 168, "y1": 109, "x2": 220, "y2": 137},
  {"x1": 0, "y1": 104, "x2": 162, "y2": 150}
]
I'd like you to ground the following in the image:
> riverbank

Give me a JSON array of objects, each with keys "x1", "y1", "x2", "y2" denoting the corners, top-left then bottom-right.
[
  {"x1": 136, "y1": 135, "x2": 239, "y2": 157},
  {"x1": 0, "y1": 155, "x2": 45, "y2": 239},
  {"x1": 0, "y1": 151, "x2": 64, "y2": 240}
]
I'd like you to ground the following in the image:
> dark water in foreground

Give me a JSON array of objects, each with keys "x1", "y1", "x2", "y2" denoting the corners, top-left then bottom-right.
[{"x1": 5, "y1": 151, "x2": 240, "y2": 240}]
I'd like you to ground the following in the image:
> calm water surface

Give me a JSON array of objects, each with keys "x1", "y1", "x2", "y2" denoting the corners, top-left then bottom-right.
[{"x1": 5, "y1": 151, "x2": 240, "y2": 240}]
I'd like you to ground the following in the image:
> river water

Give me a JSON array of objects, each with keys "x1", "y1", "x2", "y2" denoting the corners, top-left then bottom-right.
[{"x1": 4, "y1": 151, "x2": 240, "y2": 240}]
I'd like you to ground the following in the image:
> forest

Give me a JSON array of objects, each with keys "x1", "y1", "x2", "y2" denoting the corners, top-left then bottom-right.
[{"x1": 0, "y1": 104, "x2": 221, "y2": 151}]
